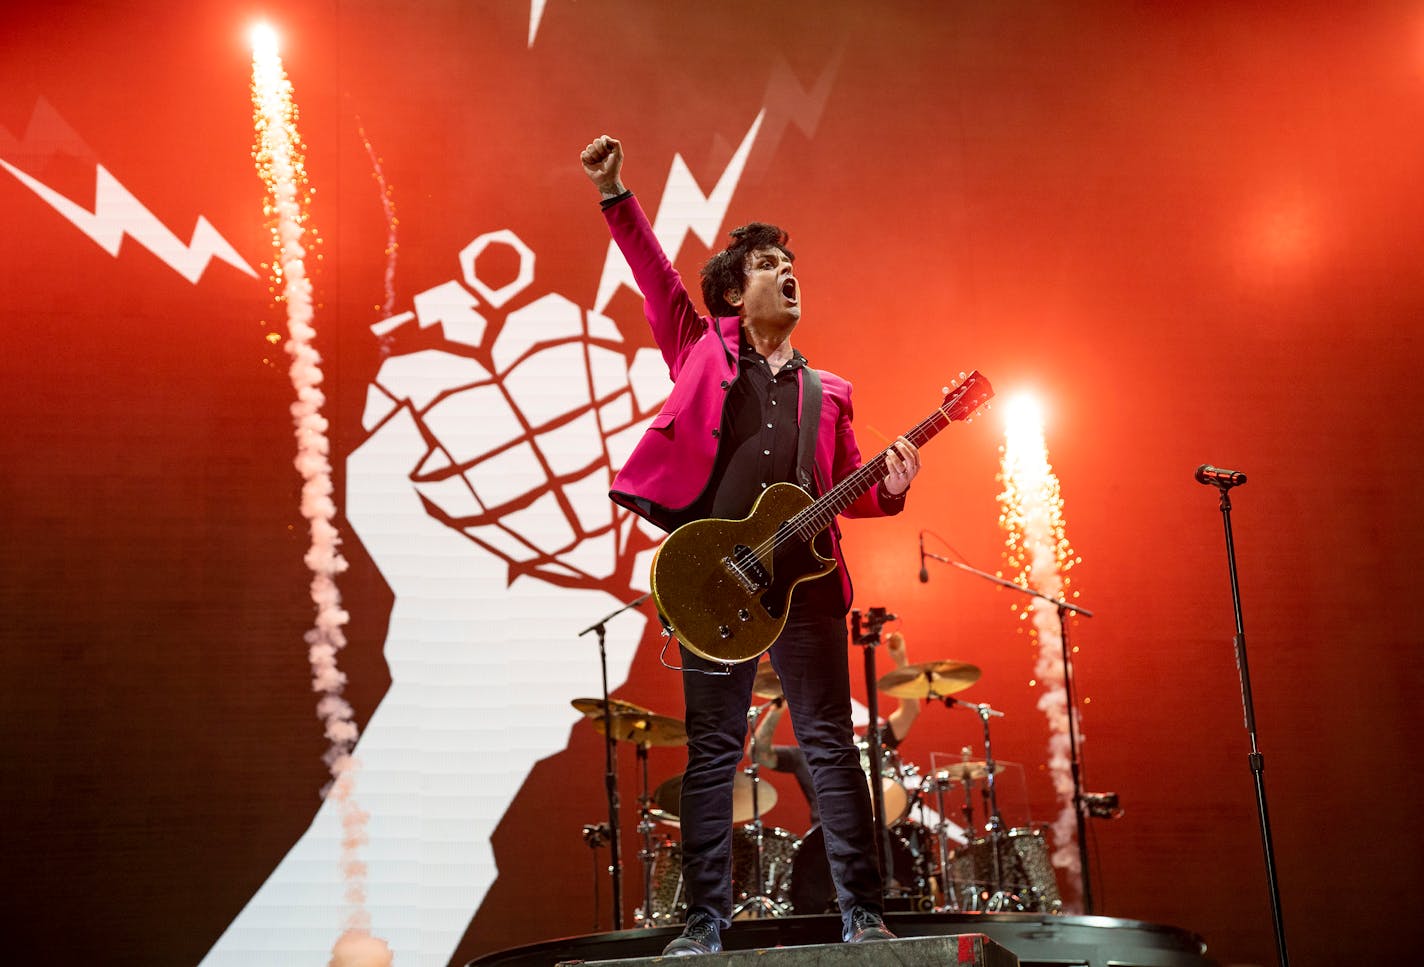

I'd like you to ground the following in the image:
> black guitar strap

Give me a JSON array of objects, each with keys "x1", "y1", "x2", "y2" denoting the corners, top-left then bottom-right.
[{"x1": 796, "y1": 367, "x2": 823, "y2": 495}]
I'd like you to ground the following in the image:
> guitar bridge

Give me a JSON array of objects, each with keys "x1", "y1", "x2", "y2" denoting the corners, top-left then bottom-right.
[{"x1": 722, "y1": 544, "x2": 769, "y2": 594}]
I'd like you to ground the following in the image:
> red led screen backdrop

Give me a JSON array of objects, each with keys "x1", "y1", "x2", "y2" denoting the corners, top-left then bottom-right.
[{"x1": 3, "y1": 3, "x2": 1422, "y2": 965}]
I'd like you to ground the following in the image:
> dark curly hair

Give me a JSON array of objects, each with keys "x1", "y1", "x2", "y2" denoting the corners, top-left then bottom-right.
[{"x1": 699, "y1": 222, "x2": 794, "y2": 318}]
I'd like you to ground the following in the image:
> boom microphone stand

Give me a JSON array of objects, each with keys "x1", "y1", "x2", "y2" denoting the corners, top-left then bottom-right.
[
  {"x1": 927, "y1": 551, "x2": 1097, "y2": 912},
  {"x1": 1195, "y1": 464, "x2": 1289, "y2": 967},
  {"x1": 578, "y1": 592, "x2": 651, "y2": 930}
]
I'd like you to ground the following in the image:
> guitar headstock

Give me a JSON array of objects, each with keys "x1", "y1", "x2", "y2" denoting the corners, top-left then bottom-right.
[{"x1": 940, "y1": 370, "x2": 994, "y2": 423}]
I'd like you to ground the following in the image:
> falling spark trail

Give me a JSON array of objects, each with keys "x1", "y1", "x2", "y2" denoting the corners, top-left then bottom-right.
[
  {"x1": 251, "y1": 25, "x2": 389, "y2": 963},
  {"x1": 355, "y1": 118, "x2": 399, "y2": 331},
  {"x1": 997, "y1": 397, "x2": 1082, "y2": 909}
]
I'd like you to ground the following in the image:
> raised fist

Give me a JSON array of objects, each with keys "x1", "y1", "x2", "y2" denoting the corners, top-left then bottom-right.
[{"x1": 580, "y1": 134, "x2": 625, "y2": 196}]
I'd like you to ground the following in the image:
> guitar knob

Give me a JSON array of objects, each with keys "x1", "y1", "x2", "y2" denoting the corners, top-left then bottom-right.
[
  {"x1": 738, "y1": 609, "x2": 751, "y2": 622},
  {"x1": 719, "y1": 625, "x2": 733, "y2": 639}
]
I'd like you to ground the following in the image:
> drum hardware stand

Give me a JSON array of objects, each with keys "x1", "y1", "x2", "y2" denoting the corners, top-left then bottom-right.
[
  {"x1": 851, "y1": 606, "x2": 897, "y2": 897},
  {"x1": 930, "y1": 553, "x2": 1098, "y2": 912},
  {"x1": 580, "y1": 822, "x2": 611, "y2": 930},
  {"x1": 922, "y1": 768, "x2": 961, "y2": 911},
  {"x1": 923, "y1": 746, "x2": 990, "y2": 912},
  {"x1": 1198, "y1": 465, "x2": 1289, "y2": 967},
  {"x1": 941, "y1": 697, "x2": 1014, "y2": 909},
  {"x1": 632, "y1": 740, "x2": 661, "y2": 927},
  {"x1": 733, "y1": 701, "x2": 788, "y2": 918},
  {"x1": 895, "y1": 776, "x2": 936, "y2": 905},
  {"x1": 577, "y1": 592, "x2": 651, "y2": 930}
]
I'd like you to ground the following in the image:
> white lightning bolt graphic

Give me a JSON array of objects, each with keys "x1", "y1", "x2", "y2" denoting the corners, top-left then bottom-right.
[
  {"x1": 593, "y1": 110, "x2": 765, "y2": 316},
  {"x1": 0, "y1": 160, "x2": 257, "y2": 285},
  {"x1": 528, "y1": 0, "x2": 546, "y2": 47}
]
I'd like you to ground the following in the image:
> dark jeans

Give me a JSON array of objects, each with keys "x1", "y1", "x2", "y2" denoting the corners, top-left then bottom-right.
[{"x1": 678, "y1": 609, "x2": 882, "y2": 933}]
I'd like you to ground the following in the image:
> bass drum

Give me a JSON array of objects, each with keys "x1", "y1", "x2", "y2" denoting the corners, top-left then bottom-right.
[{"x1": 789, "y1": 822, "x2": 931, "y2": 914}]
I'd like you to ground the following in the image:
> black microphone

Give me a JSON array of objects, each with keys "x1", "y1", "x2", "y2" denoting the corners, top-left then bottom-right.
[
  {"x1": 918, "y1": 532, "x2": 929, "y2": 583},
  {"x1": 1195, "y1": 464, "x2": 1248, "y2": 488}
]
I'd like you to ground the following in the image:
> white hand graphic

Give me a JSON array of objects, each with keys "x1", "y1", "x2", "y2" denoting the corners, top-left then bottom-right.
[{"x1": 202, "y1": 232, "x2": 670, "y2": 967}]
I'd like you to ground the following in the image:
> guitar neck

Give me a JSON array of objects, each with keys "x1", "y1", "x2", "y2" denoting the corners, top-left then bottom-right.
[{"x1": 787, "y1": 404, "x2": 956, "y2": 540}]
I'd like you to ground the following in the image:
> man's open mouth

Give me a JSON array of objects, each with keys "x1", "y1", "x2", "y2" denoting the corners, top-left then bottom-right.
[{"x1": 781, "y1": 277, "x2": 797, "y2": 300}]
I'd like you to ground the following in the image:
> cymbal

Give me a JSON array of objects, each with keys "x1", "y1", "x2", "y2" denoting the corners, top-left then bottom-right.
[
  {"x1": 590, "y1": 711, "x2": 687, "y2": 747},
  {"x1": 877, "y1": 660, "x2": 981, "y2": 698},
  {"x1": 651, "y1": 770, "x2": 776, "y2": 826},
  {"x1": 570, "y1": 697, "x2": 652, "y2": 719},
  {"x1": 752, "y1": 662, "x2": 783, "y2": 700},
  {"x1": 928, "y1": 761, "x2": 1005, "y2": 784}
]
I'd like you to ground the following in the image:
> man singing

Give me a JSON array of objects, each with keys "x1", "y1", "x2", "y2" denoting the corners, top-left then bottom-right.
[{"x1": 581, "y1": 134, "x2": 919, "y2": 955}]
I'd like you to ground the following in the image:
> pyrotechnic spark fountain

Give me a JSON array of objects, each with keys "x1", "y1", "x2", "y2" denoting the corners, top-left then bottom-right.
[
  {"x1": 997, "y1": 393, "x2": 1084, "y2": 904},
  {"x1": 250, "y1": 24, "x2": 389, "y2": 964}
]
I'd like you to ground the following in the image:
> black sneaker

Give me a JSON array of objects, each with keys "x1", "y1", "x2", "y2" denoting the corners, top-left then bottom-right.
[
  {"x1": 842, "y1": 906, "x2": 896, "y2": 943},
  {"x1": 662, "y1": 911, "x2": 723, "y2": 957}
]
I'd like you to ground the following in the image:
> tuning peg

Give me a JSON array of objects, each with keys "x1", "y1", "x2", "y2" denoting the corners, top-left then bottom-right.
[{"x1": 941, "y1": 385, "x2": 950, "y2": 395}]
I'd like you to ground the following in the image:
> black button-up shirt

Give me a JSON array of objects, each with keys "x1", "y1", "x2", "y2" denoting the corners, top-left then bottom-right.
[
  {"x1": 692, "y1": 340, "x2": 844, "y2": 612},
  {"x1": 697, "y1": 342, "x2": 806, "y2": 521}
]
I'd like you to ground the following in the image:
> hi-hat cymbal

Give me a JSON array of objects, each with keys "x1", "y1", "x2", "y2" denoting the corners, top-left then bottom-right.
[
  {"x1": 752, "y1": 662, "x2": 783, "y2": 700},
  {"x1": 570, "y1": 697, "x2": 652, "y2": 719},
  {"x1": 651, "y1": 770, "x2": 776, "y2": 827},
  {"x1": 877, "y1": 660, "x2": 982, "y2": 698},
  {"x1": 928, "y1": 761, "x2": 1005, "y2": 784},
  {"x1": 590, "y1": 711, "x2": 687, "y2": 747}
]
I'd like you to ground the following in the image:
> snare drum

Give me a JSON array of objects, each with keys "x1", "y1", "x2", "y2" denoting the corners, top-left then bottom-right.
[
  {"x1": 643, "y1": 840, "x2": 687, "y2": 924},
  {"x1": 731, "y1": 825, "x2": 800, "y2": 912},
  {"x1": 641, "y1": 825, "x2": 801, "y2": 924}
]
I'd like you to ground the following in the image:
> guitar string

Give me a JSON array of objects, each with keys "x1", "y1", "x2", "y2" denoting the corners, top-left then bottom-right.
[
  {"x1": 734, "y1": 380, "x2": 986, "y2": 575},
  {"x1": 739, "y1": 389, "x2": 978, "y2": 568},
  {"x1": 727, "y1": 407, "x2": 950, "y2": 588}
]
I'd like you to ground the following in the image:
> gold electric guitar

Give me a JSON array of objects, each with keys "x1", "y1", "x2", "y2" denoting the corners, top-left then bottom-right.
[{"x1": 651, "y1": 370, "x2": 993, "y2": 664}]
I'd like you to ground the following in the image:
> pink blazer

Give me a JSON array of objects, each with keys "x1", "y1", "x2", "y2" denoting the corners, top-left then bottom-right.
[{"x1": 604, "y1": 195, "x2": 902, "y2": 603}]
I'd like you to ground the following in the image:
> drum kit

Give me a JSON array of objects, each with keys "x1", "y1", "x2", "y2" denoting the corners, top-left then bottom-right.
[{"x1": 570, "y1": 652, "x2": 1061, "y2": 926}]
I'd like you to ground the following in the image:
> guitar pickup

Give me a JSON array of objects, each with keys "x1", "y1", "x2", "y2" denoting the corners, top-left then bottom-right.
[{"x1": 722, "y1": 544, "x2": 770, "y2": 593}]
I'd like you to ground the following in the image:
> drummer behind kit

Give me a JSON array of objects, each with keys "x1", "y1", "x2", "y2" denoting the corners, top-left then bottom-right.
[{"x1": 570, "y1": 637, "x2": 1063, "y2": 925}]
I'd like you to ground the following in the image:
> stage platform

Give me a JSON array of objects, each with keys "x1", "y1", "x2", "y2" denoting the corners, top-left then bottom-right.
[
  {"x1": 467, "y1": 912, "x2": 1216, "y2": 967},
  {"x1": 555, "y1": 933, "x2": 1020, "y2": 966}
]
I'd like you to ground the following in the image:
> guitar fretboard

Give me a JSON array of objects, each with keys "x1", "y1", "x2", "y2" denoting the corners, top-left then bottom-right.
[
  {"x1": 784, "y1": 406, "x2": 953, "y2": 542},
  {"x1": 771, "y1": 374, "x2": 989, "y2": 550}
]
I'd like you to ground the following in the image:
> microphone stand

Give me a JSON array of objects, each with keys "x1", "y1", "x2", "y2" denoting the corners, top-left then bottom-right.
[
  {"x1": 851, "y1": 608, "x2": 896, "y2": 895},
  {"x1": 1201, "y1": 475, "x2": 1289, "y2": 967},
  {"x1": 578, "y1": 592, "x2": 651, "y2": 931},
  {"x1": 929, "y1": 552, "x2": 1098, "y2": 913}
]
